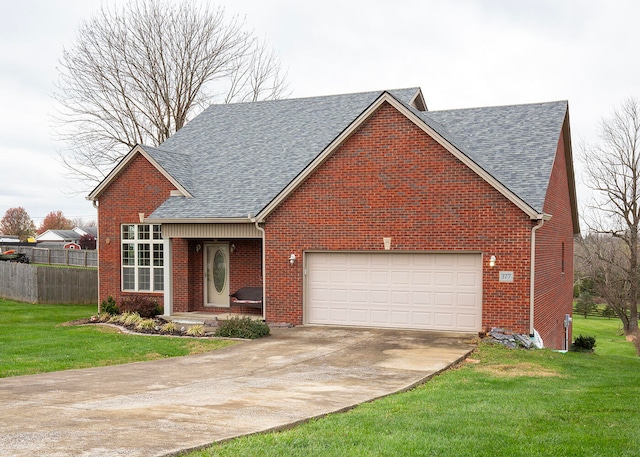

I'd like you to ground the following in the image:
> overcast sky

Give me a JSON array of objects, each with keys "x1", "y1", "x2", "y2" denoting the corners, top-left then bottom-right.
[{"x1": 1, "y1": 0, "x2": 638, "y2": 227}]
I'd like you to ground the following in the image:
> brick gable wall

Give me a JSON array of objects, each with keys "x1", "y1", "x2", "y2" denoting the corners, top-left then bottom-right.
[
  {"x1": 96, "y1": 153, "x2": 175, "y2": 308},
  {"x1": 534, "y1": 128, "x2": 575, "y2": 349},
  {"x1": 264, "y1": 102, "x2": 534, "y2": 332}
]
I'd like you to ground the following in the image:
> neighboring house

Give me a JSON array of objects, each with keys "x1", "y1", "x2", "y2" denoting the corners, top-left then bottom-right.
[
  {"x1": 37, "y1": 229, "x2": 81, "y2": 244},
  {"x1": 74, "y1": 226, "x2": 98, "y2": 239},
  {"x1": 88, "y1": 88, "x2": 579, "y2": 349},
  {"x1": 37, "y1": 227, "x2": 97, "y2": 248}
]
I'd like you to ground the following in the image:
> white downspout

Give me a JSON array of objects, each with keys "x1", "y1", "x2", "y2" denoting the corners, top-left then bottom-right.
[
  {"x1": 529, "y1": 218, "x2": 546, "y2": 336},
  {"x1": 254, "y1": 220, "x2": 266, "y2": 321}
]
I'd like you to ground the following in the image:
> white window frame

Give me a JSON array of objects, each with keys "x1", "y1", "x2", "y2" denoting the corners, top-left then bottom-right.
[{"x1": 121, "y1": 224, "x2": 166, "y2": 292}]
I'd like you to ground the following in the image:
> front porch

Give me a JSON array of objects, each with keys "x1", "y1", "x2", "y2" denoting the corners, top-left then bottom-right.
[{"x1": 160, "y1": 222, "x2": 265, "y2": 320}]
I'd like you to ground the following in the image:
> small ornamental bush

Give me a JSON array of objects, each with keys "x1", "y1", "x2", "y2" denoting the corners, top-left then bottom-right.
[
  {"x1": 119, "y1": 296, "x2": 160, "y2": 318},
  {"x1": 570, "y1": 334, "x2": 596, "y2": 352},
  {"x1": 186, "y1": 324, "x2": 205, "y2": 337},
  {"x1": 215, "y1": 317, "x2": 270, "y2": 339},
  {"x1": 101, "y1": 296, "x2": 119, "y2": 315},
  {"x1": 123, "y1": 312, "x2": 142, "y2": 327},
  {"x1": 136, "y1": 318, "x2": 156, "y2": 331},
  {"x1": 161, "y1": 321, "x2": 177, "y2": 334}
]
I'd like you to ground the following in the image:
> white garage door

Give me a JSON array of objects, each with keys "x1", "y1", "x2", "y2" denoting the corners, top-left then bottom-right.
[{"x1": 306, "y1": 252, "x2": 482, "y2": 332}]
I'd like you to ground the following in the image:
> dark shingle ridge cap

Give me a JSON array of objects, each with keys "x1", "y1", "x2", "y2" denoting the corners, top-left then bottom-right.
[{"x1": 214, "y1": 87, "x2": 422, "y2": 107}]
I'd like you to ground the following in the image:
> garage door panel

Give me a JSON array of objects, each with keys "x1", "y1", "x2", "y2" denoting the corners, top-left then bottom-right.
[
  {"x1": 329, "y1": 308, "x2": 348, "y2": 322},
  {"x1": 370, "y1": 309, "x2": 389, "y2": 324},
  {"x1": 434, "y1": 313, "x2": 454, "y2": 328},
  {"x1": 349, "y1": 309, "x2": 368, "y2": 323},
  {"x1": 457, "y1": 272, "x2": 479, "y2": 287},
  {"x1": 457, "y1": 292, "x2": 478, "y2": 307},
  {"x1": 330, "y1": 288, "x2": 348, "y2": 302},
  {"x1": 391, "y1": 311, "x2": 411, "y2": 325},
  {"x1": 412, "y1": 291, "x2": 431, "y2": 306},
  {"x1": 370, "y1": 271, "x2": 388, "y2": 284},
  {"x1": 413, "y1": 271, "x2": 432, "y2": 285},
  {"x1": 370, "y1": 290, "x2": 389, "y2": 304},
  {"x1": 349, "y1": 289, "x2": 368, "y2": 303},
  {"x1": 307, "y1": 252, "x2": 482, "y2": 331},
  {"x1": 412, "y1": 311, "x2": 431, "y2": 325},
  {"x1": 350, "y1": 270, "x2": 368, "y2": 283},
  {"x1": 435, "y1": 272, "x2": 454, "y2": 286}
]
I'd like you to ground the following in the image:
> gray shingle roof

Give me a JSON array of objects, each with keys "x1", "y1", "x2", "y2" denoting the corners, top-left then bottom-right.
[
  {"x1": 419, "y1": 101, "x2": 568, "y2": 212},
  {"x1": 146, "y1": 88, "x2": 567, "y2": 220}
]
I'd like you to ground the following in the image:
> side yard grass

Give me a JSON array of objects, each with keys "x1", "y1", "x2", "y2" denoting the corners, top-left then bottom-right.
[
  {"x1": 186, "y1": 316, "x2": 640, "y2": 457},
  {"x1": 0, "y1": 298, "x2": 237, "y2": 377}
]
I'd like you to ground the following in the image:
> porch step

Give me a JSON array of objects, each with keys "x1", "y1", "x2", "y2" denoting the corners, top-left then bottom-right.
[{"x1": 164, "y1": 313, "x2": 263, "y2": 326}]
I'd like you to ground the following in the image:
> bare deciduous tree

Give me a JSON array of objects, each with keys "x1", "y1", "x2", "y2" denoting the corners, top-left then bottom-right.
[
  {"x1": 581, "y1": 97, "x2": 640, "y2": 336},
  {"x1": 53, "y1": 0, "x2": 288, "y2": 189}
]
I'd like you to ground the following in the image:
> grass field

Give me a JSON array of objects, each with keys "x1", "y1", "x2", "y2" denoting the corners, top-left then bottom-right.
[
  {"x1": 185, "y1": 316, "x2": 639, "y2": 457},
  {"x1": 0, "y1": 298, "x2": 237, "y2": 377}
]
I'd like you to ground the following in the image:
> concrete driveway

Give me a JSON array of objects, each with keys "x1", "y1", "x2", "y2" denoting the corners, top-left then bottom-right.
[{"x1": 0, "y1": 326, "x2": 475, "y2": 457}]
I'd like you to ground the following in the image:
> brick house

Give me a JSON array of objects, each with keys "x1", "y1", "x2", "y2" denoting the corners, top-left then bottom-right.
[{"x1": 88, "y1": 88, "x2": 579, "y2": 349}]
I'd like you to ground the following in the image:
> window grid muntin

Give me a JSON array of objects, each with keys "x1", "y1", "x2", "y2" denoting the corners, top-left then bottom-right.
[{"x1": 121, "y1": 224, "x2": 165, "y2": 292}]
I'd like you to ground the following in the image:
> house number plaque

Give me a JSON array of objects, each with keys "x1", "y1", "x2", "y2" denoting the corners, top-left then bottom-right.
[{"x1": 499, "y1": 271, "x2": 514, "y2": 282}]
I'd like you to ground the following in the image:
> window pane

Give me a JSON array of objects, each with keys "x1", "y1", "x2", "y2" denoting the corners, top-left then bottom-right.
[
  {"x1": 153, "y1": 244, "x2": 164, "y2": 266},
  {"x1": 123, "y1": 267, "x2": 135, "y2": 290},
  {"x1": 138, "y1": 268, "x2": 150, "y2": 290},
  {"x1": 122, "y1": 244, "x2": 135, "y2": 266},
  {"x1": 153, "y1": 225, "x2": 162, "y2": 240},
  {"x1": 154, "y1": 268, "x2": 164, "y2": 291},
  {"x1": 138, "y1": 244, "x2": 150, "y2": 266},
  {"x1": 138, "y1": 224, "x2": 150, "y2": 240},
  {"x1": 122, "y1": 225, "x2": 135, "y2": 240}
]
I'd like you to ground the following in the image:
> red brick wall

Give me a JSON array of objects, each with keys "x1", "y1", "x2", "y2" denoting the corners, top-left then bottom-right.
[
  {"x1": 264, "y1": 102, "x2": 534, "y2": 331},
  {"x1": 534, "y1": 127, "x2": 575, "y2": 349},
  {"x1": 96, "y1": 153, "x2": 175, "y2": 308}
]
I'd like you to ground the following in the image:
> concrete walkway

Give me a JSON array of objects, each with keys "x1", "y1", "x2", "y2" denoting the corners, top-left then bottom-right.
[{"x1": 0, "y1": 326, "x2": 475, "y2": 456}]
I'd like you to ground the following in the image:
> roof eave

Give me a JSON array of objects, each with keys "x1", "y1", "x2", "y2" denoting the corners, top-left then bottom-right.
[
  {"x1": 86, "y1": 145, "x2": 193, "y2": 201},
  {"x1": 143, "y1": 217, "x2": 254, "y2": 224}
]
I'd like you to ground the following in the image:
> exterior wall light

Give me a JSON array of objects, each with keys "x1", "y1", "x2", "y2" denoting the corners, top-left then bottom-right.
[
  {"x1": 289, "y1": 253, "x2": 296, "y2": 264},
  {"x1": 489, "y1": 255, "x2": 496, "y2": 268}
]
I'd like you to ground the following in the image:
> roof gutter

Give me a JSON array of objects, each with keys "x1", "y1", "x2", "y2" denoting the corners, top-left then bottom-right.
[{"x1": 530, "y1": 214, "x2": 551, "y2": 337}]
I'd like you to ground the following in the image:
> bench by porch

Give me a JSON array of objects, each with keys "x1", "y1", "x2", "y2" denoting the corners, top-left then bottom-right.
[{"x1": 230, "y1": 287, "x2": 263, "y2": 310}]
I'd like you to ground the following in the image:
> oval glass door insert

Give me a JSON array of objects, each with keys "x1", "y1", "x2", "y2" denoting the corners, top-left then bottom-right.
[{"x1": 213, "y1": 249, "x2": 226, "y2": 293}]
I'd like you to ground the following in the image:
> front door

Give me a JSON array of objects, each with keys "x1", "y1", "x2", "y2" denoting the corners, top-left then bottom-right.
[{"x1": 205, "y1": 243, "x2": 230, "y2": 307}]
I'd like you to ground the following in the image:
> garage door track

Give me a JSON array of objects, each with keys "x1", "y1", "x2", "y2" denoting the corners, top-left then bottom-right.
[{"x1": 0, "y1": 326, "x2": 475, "y2": 456}]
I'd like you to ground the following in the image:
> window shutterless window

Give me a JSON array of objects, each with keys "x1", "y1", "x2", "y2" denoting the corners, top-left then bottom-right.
[{"x1": 121, "y1": 224, "x2": 165, "y2": 292}]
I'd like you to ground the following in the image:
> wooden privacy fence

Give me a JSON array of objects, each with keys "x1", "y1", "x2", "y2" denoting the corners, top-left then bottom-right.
[
  {"x1": 0, "y1": 246, "x2": 97, "y2": 267},
  {"x1": 0, "y1": 262, "x2": 98, "y2": 305}
]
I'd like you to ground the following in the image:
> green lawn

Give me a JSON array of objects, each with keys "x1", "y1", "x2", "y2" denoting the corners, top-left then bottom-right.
[
  {"x1": 0, "y1": 298, "x2": 237, "y2": 377},
  {"x1": 186, "y1": 316, "x2": 640, "y2": 457}
]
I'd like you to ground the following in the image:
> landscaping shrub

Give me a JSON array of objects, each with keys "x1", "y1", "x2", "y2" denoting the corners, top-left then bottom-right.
[
  {"x1": 186, "y1": 324, "x2": 205, "y2": 337},
  {"x1": 570, "y1": 334, "x2": 596, "y2": 352},
  {"x1": 214, "y1": 317, "x2": 270, "y2": 339},
  {"x1": 101, "y1": 296, "x2": 119, "y2": 315},
  {"x1": 119, "y1": 296, "x2": 160, "y2": 318}
]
